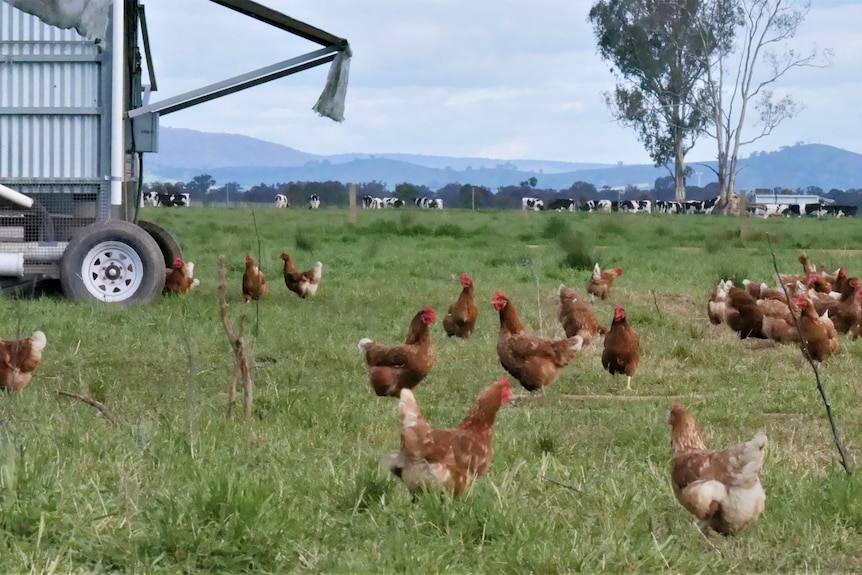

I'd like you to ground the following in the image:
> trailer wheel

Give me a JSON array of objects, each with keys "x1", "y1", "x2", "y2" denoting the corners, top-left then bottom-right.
[
  {"x1": 136, "y1": 219, "x2": 183, "y2": 268},
  {"x1": 61, "y1": 221, "x2": 165, "y2": 306}
]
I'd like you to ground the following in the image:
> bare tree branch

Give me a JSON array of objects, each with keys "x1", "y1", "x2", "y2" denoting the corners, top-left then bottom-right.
[{"x1": 217, "y1": 255, "x2": 254, "y2": 420}]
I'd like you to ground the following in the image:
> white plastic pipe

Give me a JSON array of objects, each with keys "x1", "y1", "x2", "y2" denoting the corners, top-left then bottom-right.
[
  {"x1": 0, "y1": 243, "x2": 68, "y2": 262},
  {"x1": 110, "y1": 0, "x2": 125, "y2": 207},
  {"x1": 0, "y1": 183, "x2": 34, "y2": 208},
  {"x1": 0, "y1": 253, "x2": 24, "y2": 277}
]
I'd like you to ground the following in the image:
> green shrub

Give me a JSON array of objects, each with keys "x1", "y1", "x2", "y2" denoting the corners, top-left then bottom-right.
[
  {"x1": 295, "y1": 227, "x2": 318, "y2": 251},
  {"x1": 557, "y1": 230, "x2": 594, "y2": 270}
]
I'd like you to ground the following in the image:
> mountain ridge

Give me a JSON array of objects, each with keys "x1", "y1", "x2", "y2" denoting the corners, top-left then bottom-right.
[{"x1": 145, "y1": 127, "x2": 862, "y2": 191}]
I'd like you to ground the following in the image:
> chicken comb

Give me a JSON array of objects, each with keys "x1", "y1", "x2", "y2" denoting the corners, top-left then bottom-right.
[
  {"x1": 492, "y1": 290, "x2": 505, "y2": 300},
  {"x1": 460, "y1": 272, "x2": 470, "y2": 281},
  {"x1": 172, "y1": 256, "x2": 184, "y2": 268},
  {"x1": 672, "y1": 401, "x2": 681, "y2": 410}
]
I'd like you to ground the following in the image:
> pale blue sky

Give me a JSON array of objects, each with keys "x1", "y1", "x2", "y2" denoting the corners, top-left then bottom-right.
[{"x1": 144, "y1": 0, "x2": 855, "y2": 165}]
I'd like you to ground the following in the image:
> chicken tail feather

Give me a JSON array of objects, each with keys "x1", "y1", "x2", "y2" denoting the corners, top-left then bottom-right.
[
  {"x1": 358, "y1": 338, "x2": 373, "y2": 353},
  {"x1": 727, "y1": 432, "x2": 768, "y2": 485},
  {"x1": 398, "y1": 388, "x2": 423, "y2": 428},
  {"x1": 30, "y1": 331, "x2": 47, "y2": 353},
  {"x1": 380, "y1": 451, "x2": 405, "y2": 478}
]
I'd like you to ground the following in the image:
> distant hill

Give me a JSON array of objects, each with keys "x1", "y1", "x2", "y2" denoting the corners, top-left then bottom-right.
[
  {"x1": 145, "y1": 127, "x2": 862, "y2": 192},
  {"x1": 147, "y1": 127, "x2": 322, "y2": 171}
]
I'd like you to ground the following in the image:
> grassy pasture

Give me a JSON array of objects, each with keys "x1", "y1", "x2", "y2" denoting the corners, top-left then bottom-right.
[{"x1": 2, "y1": 206, "x2": 862, "y2": 574}]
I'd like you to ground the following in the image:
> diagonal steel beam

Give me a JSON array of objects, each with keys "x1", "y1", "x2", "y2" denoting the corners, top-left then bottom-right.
[{"x1": 128, "y1": 47, "x2": 337, "y2": 117}]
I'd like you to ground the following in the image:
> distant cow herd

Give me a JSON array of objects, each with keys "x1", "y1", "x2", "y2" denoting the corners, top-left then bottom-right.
[
  {"x1": 521, "y1": 195, "x2": 856, "y2": 217},
  {"x1": 759, "y1": 202, "x2": 857, "y2": 218},
  {"x1": 143, "y1": 192, "x2": 190, "y2": 207},
  {"x1": 141, "y1": 190, "x2": 855, "y2": 217},
  {"x1": 273, "y1": 194, "x2": 321, "y2": 209}
]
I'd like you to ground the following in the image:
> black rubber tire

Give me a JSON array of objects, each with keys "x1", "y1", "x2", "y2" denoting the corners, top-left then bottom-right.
[
  {"x1": 136, "y1": 219, "x2": 184, "y2": 268},
  {"x1": 60, "y1": 220, "x2": 166, "y2": 306}
]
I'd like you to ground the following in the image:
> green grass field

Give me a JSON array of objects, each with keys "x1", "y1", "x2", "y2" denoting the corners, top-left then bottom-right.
[{"x1": 2, "y1": 207, "x2": 862, "y2": 574}]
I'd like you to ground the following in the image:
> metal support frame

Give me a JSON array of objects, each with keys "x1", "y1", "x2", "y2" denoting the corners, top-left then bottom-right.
[
  {"x1": 127, "y1": 0, "x2": 347, "y2": 119},
  {"x1": 128, "y1": 47, "x2": 338, "y2": 118}
]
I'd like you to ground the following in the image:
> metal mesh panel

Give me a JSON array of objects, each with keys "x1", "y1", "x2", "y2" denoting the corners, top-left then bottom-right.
[{"x1": 0, "y1": 3, "x2": 106, "y2": 281}]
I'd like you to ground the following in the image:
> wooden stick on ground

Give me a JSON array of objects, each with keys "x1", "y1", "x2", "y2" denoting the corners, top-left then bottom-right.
[
  {"x1": 767, "y1": 234, "x2": 851, "y2": 476},
  {"x1": 217, "y1": 255, "x2": 253, "y2": 420},
  {"x1": 57, "y1": 389, "x2": 121, "y2": 426}
]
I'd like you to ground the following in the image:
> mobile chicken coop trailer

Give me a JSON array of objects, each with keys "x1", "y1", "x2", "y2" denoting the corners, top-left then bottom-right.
[{"x1": 0, "y1": 0, "x2": 349, "y2": 304}]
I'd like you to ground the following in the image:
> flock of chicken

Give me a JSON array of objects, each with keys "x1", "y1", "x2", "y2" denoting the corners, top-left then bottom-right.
[
  {"x1": 354, "y1": 266, "x2": 640, "y2": 498},
  {"x1": 14, "y1": 249, "x2": 842, "y2": 536},
  {"x1": 0, "y1": 251, "x2": 322, "y2": 394},
  {"x1": 163, "y1": 252, "x2": 323, "y2": 301},
  {"x1": 708, "y1": 253, "x2": 862, "y2": 364},
  {"x1": 356, "y1": 262, "x2": 772, "y2": 534}
]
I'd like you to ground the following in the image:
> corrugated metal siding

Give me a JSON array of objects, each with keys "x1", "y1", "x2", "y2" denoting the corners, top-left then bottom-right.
[{"x1": 0, "y1": 2, "x2": 103, "y2": 182}]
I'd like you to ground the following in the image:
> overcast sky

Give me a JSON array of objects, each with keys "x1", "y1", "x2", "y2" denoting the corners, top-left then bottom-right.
[{"x1": 142, "y1": 1, "x2": 856, "y2": 165}]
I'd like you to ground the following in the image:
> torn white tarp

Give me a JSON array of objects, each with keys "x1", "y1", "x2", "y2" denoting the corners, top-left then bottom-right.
[
  {"x1": 313, "y1": 46, "x2": 352, "y2": 123},
  {"x1": 3, "y1": 0, "x2": 111, "y2": 43}
]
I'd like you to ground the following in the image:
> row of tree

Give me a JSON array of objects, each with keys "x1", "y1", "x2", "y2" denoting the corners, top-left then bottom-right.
[
  {"x1": 588, "y1": 0, "x2": 829, "y2": 206},
  {"x1": 143, "y1": 175, "x2": 862, "y2": 210}
]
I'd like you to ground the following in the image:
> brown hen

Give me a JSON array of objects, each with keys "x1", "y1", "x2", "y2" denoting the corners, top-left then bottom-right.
[
  {"x1": 381, "y1": 376, "x2": 511, "y2": 496},
  {"x1": 241, "y1": 255, "x2": 267, "y2": 302},
  {"x1": 557, "y1": 284, "x2": 606, "y2": 347},
  {"x1": 586, "y1": 263, "x2": 623, "y2": 301},
  {"x1": 492, "y1": 291, "x2": 583, "y2": 393},
  {"x1": 0, "y1": 331, "x2": 47, "y2": 393},
  {"x1": 442, "y1": 273, "x2": 479, "y2": 339},
  {"x1": 669, "y1": 403, "x2": 767, "y2": 535},
  {"x1": 601, "y1": 305, "x2": 640, "y2": 391},
  {"x1": 358, "y1": 307, "x2": 436, "y2": 397},
  {"x1": 280, "y1": 252, "x2": 322, "y2": 299}
]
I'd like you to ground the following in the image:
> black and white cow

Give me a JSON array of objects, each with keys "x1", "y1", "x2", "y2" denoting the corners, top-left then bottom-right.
[
  {"x1": 382, "y1": 197, "x2": 404, "y2": 208},
  {"x1": 275, "y1": 194, "x2": 289, "y2": 208},
  {"x1": 547, "y1": 198, "x2": 576, "y2": 212},
  {"x1": 617, "y1": 199, "x2": 652, "y2": 213},
  {"x1": 143, "y1": 191, "x2": 160, "y2": 207},
  {"x1": 308, "y1": 194, "x2": 320, "y2": 209},
  {"x1": 825, "y1": 204, "x2": 857, "y2": 217},
  {"x1": 790, "y1": 203, "x2": 832, "y2": 217},
  {"x1": 581, "y1": 199, "x2": 612, "y2": 213},
  {"x1": 156, "y1": 192, "x2": 190, "y2": 207},
  {"x1": 701, "y1": 196, "x2": 719, "y2": 214},
  {"x1": 414, "y1": 197, "x2": 443, "y2": 209},
  {"x1": 654, "y1": 200, "x2": 681, "y2": 214},
  {"x1": 522, "y1": 197, "x2": 544, "y2": 211},
  {"x1": 362, "y1": 195, "x2": 382, "y2": 209},
  {"x1": 786, "y1": 204, "x2": 805, "y2": 217},
  {"x1": 759, "y1": 204, "x2": 790, "y2": 218}
]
